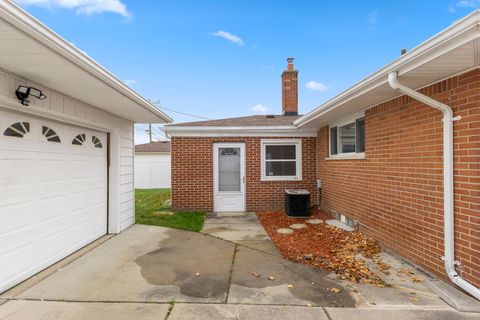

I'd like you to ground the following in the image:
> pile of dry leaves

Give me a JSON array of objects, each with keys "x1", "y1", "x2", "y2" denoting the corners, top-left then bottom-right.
[{"x1": 257, "y1": 210, "x2": 389, "y2": 287}]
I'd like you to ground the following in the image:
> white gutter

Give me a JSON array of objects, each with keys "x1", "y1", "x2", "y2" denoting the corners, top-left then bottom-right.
[{"x1": 388, "y1": 72, "x2": 480, "y2": 301}]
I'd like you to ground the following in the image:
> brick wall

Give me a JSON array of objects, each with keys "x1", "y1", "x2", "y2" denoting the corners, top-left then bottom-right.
[
  {"x1": 317, "y1": 69, "x2": 480, "y2": 286},
  {"x1": 171, "y1": 136, "x2": 317, "y2": 212}
]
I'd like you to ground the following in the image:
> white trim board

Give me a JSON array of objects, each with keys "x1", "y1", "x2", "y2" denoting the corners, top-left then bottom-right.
[
  {"x1": 260, "y1": 139, "x2": 302, "y2": 181},
  {"x1": 213, "y1": 143, "x2": 246, "y2": 212},
  {"x1": 163, "y1": 126, "x2": 317, "y2": 137},
  {"x1": 0, "y1": 98, "x2": 112, "y2": 133}
]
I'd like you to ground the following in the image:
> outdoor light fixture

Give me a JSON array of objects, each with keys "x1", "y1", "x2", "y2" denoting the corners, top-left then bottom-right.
[{"x1": 15, "y1": 86, "x2": 47, "y2": 106}]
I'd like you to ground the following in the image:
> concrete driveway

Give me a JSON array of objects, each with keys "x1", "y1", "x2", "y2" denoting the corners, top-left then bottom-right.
[{"x1": 0, "y1": 222, "x2": 479, "y2": 320}]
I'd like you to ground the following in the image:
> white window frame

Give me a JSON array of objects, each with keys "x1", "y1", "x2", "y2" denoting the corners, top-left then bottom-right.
[
  {"x1": 261, "y1": 139, "x2": 302, "y2": 181},
  {"x1": 328, "y1": 111, "x2": 366, "y2": 160}
]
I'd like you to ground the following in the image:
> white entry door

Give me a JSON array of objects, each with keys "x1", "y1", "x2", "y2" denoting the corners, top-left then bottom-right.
[
  {"x1": 213, "y1": 143, "x2": 245, "y2": 212},
  {"x1": 0, "y1": 109, "x2": 108, "y2": 293}
]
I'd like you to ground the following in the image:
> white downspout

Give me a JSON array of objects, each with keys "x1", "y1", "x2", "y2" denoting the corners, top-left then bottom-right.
[{"x1": 388, "y1": 72, "x2": 480, "y2": 301}]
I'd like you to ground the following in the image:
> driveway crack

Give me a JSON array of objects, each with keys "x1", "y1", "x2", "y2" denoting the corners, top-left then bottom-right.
[
  {"x1": 322, "y1": 307, "x2": 333, "y2": 320},
  {"x1": 164, "y1": 302, "x2": 175, "y2": 320},
  {"x1": 224, "y1": 244, "x2": 238, "y2": 304}
]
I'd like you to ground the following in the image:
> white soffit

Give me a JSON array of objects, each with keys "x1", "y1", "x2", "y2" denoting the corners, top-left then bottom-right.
[
  {"x1": 0, "y1": 2, "x2": 172, "y2": 124},
  {"x1": 296, "y1": 10, "x2": 480, "y2": 129}
]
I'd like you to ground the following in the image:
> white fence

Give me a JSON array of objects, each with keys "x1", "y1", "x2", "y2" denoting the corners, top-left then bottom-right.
[{"x1": 134, "y1": 154, "x2": 171, "y2": 189}]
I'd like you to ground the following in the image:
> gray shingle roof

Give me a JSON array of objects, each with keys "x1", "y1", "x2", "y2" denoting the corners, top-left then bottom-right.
[
  {"x1": 135, "y1": 141, "x2": 170, "y2": 153},
  {"x1": 165, "y1": 115, "x2": 301, "y2": 127}
]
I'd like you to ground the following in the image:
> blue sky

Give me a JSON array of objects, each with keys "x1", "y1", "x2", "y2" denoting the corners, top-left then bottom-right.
[{"x1": 15, "y1": 0, "x2": 480, "y2": 144}]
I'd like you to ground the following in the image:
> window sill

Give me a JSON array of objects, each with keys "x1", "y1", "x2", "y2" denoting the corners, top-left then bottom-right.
[
  {"x1": 261, "y1": 177, "x2": 302, "y2": 182},
  {"x1": 326, "y1": 153, "x2": 366, "y2": 161}
]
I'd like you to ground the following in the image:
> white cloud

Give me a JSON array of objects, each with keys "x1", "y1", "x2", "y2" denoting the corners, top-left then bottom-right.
[
  {"x1": 124, "y1": 79, "x2": 136, "y2": 86},
  {"x1": 212, "y1": 30, "x2": 244, "y2": 46},
  {"x1": 306, "y1": 81, "x2": 330, "y2": 92},
  {"x1": 367, "y1": 11, "x2": 379, "y2": 25},
  {"x1": 251, "y1": 104, "x2": 269, "y2": 114},
  {"x1": 448, "y1": 0, "x2": 480, "y2": 12},
  {"x1": 15, "y1": 0, "x2": 131, "y2": 18}
]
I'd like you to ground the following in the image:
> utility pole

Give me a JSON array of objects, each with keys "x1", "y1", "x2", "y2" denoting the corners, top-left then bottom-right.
[
  {"x1": 148, "y1": 123, "x2": 152, "y2": 143},
  {"x1": 147, "y1": 98, "x2": 159, "y2": 144}
]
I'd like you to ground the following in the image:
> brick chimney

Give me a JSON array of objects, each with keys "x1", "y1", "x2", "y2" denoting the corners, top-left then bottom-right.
[{"x1": 281, "y1": 57, "x2": 298, "y2": 115}]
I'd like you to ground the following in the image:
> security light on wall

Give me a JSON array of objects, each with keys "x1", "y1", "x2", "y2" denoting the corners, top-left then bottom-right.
[{"x1": 15, "y1": 86, "x2": 47, "y2": 106}]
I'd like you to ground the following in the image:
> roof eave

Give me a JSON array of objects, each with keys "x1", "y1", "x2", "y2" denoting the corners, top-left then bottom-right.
[
  {"x1": 294, "y1": 10, "x2": 480, "y2": 128},
  {"x1": 0, "y1": 1, "x2": 172, "y2": 123}
]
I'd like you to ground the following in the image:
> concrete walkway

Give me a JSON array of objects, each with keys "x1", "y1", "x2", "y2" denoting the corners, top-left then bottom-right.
[
  {"x1": 0, "y1": 223, "x2": 478, "y2": 320},
  {"x1": 201, "y1": 212, "x2": 281, "y2": 256}
]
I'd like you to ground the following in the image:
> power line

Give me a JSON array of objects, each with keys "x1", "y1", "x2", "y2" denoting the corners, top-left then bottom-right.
[
  {"x1": 134, "y1": 127, "x2": 148, "y2": 133},
  {"x1": 134, "y1": 125, "x2": 168, "y2": 142},
  {"x1": 148, "y1": 100, "x2": 211, "y2": 120}
]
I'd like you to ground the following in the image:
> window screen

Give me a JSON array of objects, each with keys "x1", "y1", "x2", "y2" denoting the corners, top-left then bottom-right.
[
  {"x1": 264, "y1": 145, "x2": 297, "y2": 177},
  {"x1": 339, "y1": 122, "x2": 356, "y2": 153},
  {"x1": 330, "y1": 126, "x2": 337, "y2": 155},
  {"x1": 356, "y1": 117, "x2": 365, "y2": 152},
  {"x1": 218, "y1": 148, "x2": 241, "y2": 192}
]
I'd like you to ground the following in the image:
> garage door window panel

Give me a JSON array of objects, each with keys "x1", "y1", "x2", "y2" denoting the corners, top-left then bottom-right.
[
  {"x1": 42, "y1": 126, "x2": 61, "y2": 143},
  {"x1": 92, "y1": 136, "x2": 103, "y2": 148},
  {"x1": 72, "y1": 134, "x2": 86, "y2": 145},
  {"x1": 4, "y1": 122, "x2": 30, "y2": 138}
]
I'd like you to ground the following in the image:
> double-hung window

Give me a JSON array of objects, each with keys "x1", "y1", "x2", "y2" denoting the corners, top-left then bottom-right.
[
  {"x1": 261, "y1": 140, "x2": 302, "y2": 181},
  {"x1": 329, "y1": 112, "x2": 365, "y2": 158}
]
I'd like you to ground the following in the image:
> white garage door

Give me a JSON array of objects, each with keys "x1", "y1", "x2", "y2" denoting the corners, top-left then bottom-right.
[{"x1": 0, "y1": 110, "x2": 108, "y2": 293}]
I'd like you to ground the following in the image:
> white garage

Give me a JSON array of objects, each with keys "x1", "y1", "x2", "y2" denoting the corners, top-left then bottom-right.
[
  {"x1": 134, "y1": 141, "x2": 171, "y2": 189},
  {"x1": 0, "y1": 2, "x2": 172, "y2": 293}
]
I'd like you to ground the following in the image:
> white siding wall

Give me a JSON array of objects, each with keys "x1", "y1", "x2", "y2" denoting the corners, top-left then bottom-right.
[
  {"x1": 134, "y1": 154, "x2": 171, "y2": 189},
  {"x1": 0, "y1": 67, "x2": 135, "y2": 233}
]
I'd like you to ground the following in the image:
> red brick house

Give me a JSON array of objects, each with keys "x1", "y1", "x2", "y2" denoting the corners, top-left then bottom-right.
[{"x1": 164, "y1": 12, "x2": 480, "y2": 298}]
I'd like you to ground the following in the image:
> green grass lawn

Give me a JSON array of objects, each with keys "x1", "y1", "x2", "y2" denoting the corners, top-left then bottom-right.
[{"x1": 135, "y1": 189, "x2": 205, "y2": 232}]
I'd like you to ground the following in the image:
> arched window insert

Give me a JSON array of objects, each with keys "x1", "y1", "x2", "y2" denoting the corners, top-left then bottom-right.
[
  {"x1": 220, "y1": 148, "x2": 238, "y2": 156},
  {"x1": 92, "y1": 136, "x2": 103, "y2": 148},
  {"x1": 72, "y1": 134, "x2": 86, "y2": 145},
  {"x1": 42, "y1": 126, "x2": 61, "y2": 143},
  {"x1": 4, "y1": 122, "x2": 30, "y2": 138}
]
